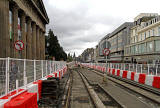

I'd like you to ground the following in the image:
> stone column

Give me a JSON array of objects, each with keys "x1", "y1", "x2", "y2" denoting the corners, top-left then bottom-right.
[
  {"x1": 42, "y1": 32, "x2": 46, "y2": 60},
  {"x1": 32, "y1": 22, "x2": 36, "y2": 59},
  {"x1": 20, "y1": 11, "x2": 26, "y2": 59},
  {"x1": 26, "y1": 18, "x2": 32, "y2": 59},
  {"x1": 0, "y1": 0, "x2": 10, "y2": 58},
  {"x1": 12, "y1": 4, "x2": 19, "y2": 58},
  {"x1": 36, "y1": 26, "x2": 40, "y2": 60},
  {"x1": 39, "y1": 30, "x2": 43, "y2": 60}
]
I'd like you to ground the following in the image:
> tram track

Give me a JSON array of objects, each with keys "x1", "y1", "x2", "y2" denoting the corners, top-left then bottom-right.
[
  {"x1": 74, "y1": 67, "x2": 124, "y2": 108},
  {"x1": 65, "y1": 67, "x2": 124, "y2": 108},
  {"x1": 65, "y1": 67, "x2": 97, "y2": 108},
  {"x1": 85, "y1": 67, "x2": 160, "y2": 108}
]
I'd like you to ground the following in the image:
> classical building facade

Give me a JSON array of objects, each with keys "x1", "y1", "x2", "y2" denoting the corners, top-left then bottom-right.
[
  {"x1": 124, "y1": 13, "x2": 160, "y2": 63},
  {"x1": 0, "y1": 0, "x2": 49, "y2": 59}
]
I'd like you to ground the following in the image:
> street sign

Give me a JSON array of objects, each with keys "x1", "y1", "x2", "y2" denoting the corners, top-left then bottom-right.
[
  {"x1": 14, "y1": 40, "x2": 24, "y2": 51},
  {"x1": 103, "y1": 48, "x2": 110, "y2": 56}
]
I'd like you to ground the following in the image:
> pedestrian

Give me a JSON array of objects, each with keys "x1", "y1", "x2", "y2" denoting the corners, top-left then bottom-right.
[{"x1": 134, "y1": 59, "x2": 137, "y2": 64}]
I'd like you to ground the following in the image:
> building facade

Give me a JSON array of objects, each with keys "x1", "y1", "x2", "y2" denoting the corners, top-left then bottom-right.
[
  {"x1": 81, "y1": 48, "x2": 94, "y2": 63},
  {"x1": 124, "y1": 13, "x2": 160, "y2": 63},
  {"x1": 0, "y1": 0, "x2": 49, "y2": 59},
  {"x1": 97, "y1": 22, "x2": 133, "y2": 63},
  {"x1": 93, "y1": 45, "x2": 99, "y2": 63},
  {"x1": 108, "y1": 22, "x2": 133, "y2": 63},
  {"x1": 97, "y1": 34, "x2": 110, "y2": 62}
]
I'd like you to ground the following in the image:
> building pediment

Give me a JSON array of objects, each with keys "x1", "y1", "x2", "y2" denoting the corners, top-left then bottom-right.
[{"x1": 32, "y1": 0, "x2": 49, "y2": 24}]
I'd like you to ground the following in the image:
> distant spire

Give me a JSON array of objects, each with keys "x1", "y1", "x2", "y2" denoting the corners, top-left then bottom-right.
[{"x1": 73, "y1": 52, "x2": 76, "y2": 58}]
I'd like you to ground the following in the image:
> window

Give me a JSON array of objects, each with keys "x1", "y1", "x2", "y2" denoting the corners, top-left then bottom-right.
[
  {"x1": 128, "y1": 47, "x2": 130, "y2": 54},
  {"x1": 147, "y1": 41, "x2": 153, "y2": 52},
  {"x1": 158, "y1": 27, "x2": 160, "y2": 36},
  {"x1": 135, "y1": 45, "x2": 138, "y2": 54},
  {"x1": 18, "y1": 17, "x2": 21, "y2": 40},
  {"x1": 155, "y1": 40, "x2": 160, "y2": 51},
  {"x1": 135, "y1": 36, "x2": 138, "y2": 42},
  {"x1": 138, "y1": 44, "x2": 141, "y2": 54},
  {"x1": 152, "y1": 29, "x2": 155, "y2": 36},
  {"x1": 140, "y1": 34, "x2": 142, "y2": 41},
  {"x1": 144, "y1": 32, "x2": 146, "y2": 39},
  {"x1": 148, "y1": 30, "x2": 150, "y2": 37},
  {"x1": 131, "y1": 37, "x2": 133, "y2": 43},
  {"x1": 125, "y1": 47, "x2": 128, "y2": 54},
  {"x1": 131, "y1": 45, "x2": 135, "y2": 54},
  {"x1": 142, "y1": 33, "x2": 145, "y2": 41},
  {"x1": 134, "y1": 37, "x2": 136, "y2": 43},
  {"x1": 141, "y1": 43, "x2": 146, "y2": 53}
]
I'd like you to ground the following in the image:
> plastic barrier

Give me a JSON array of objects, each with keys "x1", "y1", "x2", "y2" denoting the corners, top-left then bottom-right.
[
  {"x1": 27, "y1": 84, "x2": 39, "y2": 101},
  {"x1": 145, "y1": 75, "x2": 154, "y2": 86},
  {"x1": 0, "y1": 99, "x2": 9, "y2": 108},
  {"x1": 57, "y1": 71, "x2": 59, "y2": 78},
  {"x1": 127, "y1": 71, "x2": 132, "y2": 79},
  {"x1": 108, "y1": 68, "x2": 111, "y2": 74},
  {"x1": 59, "y1": 70, "x2": 61, "y2": 79},
  {"x1": 0, "y1": 66, "x2": 67, "y2": 108},
  {"x1": 4, "y1": 92, "x2": 38, "y2": 108},
  {"x1": 152, "y1": 76, "x2": 160, "y2": 89},
  {"x1": 46, "y1": 75, "x2": 53, "y2": 78},
  {"x1": 134, "y1": 73, "x2": 140, "y2": 82},
  {"x1": 120, "y1": 70, "x2": 123, "y2": 77},
  {"x1": 115, "y1": 69, "x2": 117, "y2": 76},
  {"x1": 138, "y1": 73, "x2": 146, "y2": 84},
  {"x1": 0, "y1": 89, "x2": 24, "y2": 99},
  {"x1": 122, "y1": 70, "x2": 128, "y2": 78},
  {"x1": 33, "y1": 80, "x2": 42, "y2": 99},
  {"x1": 82, "y1": 64, "x2": 160, "y2": 90},
  {"x1": 117, "y1": 69, "x2": 120, "y2": 76},
  {"x1": 131, "y1": 72, "x2": 135, "y2": 81},
  {"x1": 112, "y1": 69, "x2": 115, "y2": 75},
  {"x1": 53, "y1": 73, "x2": 57, "y2": 78}
]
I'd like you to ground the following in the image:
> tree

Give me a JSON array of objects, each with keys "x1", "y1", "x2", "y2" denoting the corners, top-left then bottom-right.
[
  {"x1": 67, "y1": 53, "x2": 73, "y2": 62},
  {"x1": 46, "y1": 29, "x2": 67, "y2": 61}
]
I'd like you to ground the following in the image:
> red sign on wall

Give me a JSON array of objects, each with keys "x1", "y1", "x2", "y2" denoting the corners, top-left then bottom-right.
[
  {"x1": 14, "y1": 40, "x2": 24, "y2": 51},
  {"x1": 103, "y1": 48, "x2": 110, "y2": 56}
]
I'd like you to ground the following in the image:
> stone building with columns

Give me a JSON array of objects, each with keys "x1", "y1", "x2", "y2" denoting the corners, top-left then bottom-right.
[{"x1": 0, "y1": 0, "x2": 49, "y2": 60}]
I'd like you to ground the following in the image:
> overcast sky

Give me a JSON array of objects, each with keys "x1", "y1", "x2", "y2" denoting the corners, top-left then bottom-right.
[{"x1": 43, "y1": 0, "x2": 160, "y2": 56}]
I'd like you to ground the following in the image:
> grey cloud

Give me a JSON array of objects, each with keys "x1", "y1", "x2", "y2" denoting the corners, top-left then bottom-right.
[{"x1": 43, "y1": 1, "x2": 124, "y2": 55}]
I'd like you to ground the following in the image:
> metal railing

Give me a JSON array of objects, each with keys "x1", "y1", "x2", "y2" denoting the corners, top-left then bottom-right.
[
  {"x1": 82, "y1": 63, "x2": 160, "y2": 76},
  {"x1": 0, "y1": 57, "x2": 66, "y2": 97}
]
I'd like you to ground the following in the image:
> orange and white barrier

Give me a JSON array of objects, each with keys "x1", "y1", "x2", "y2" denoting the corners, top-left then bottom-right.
[
  {"x1": 0, "y1": 66, "x2": 68, "y2": 108},
  {"x1": 27, "y1": 83, "x2": 39, "y2": 101},
  {"x1": 145, "y1": 75, "x2": 154, "y2": 86},
  {"x1": 82, "y1": 63, "x2": 160, "y2": 90},
  {"x1": 127, "y1": 71, "x2": 132, "y2": 79},
  {"x1": 107, "y1": 68, "x2": 160, "y2": 89},
  {"x1": 0, "y1": 99, "x2": 9, "y2": 108}
]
